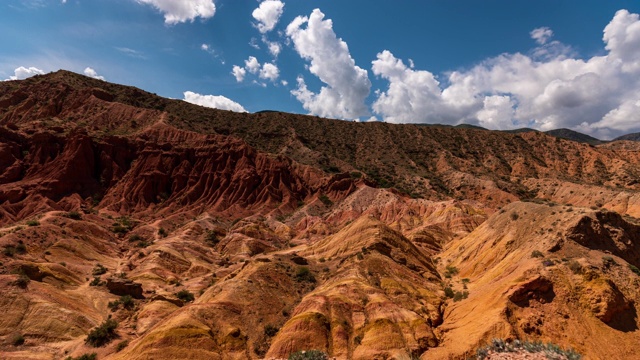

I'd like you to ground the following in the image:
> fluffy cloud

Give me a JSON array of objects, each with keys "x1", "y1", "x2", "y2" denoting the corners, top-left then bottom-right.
[
  {"x1": 287, "y1": 9, "x2": 371, "y2": 119},
  {"x1": 259, "y1": 62, "x2": 279, "y2": 81},
  {"x1": 135, "y1": 0, "x2": 215, "y2": 25},
  {"x1": 263, "y1": 36, "x2": 282, "y2": 57},
  {"x1": 183, "y1": 91, "x2": 247, "y2": 112},
  {"x1": 232, "y1": 65, "x2": 246, "y2": 82},
  {"x1": 83, "y1": 67, "x2": 105, "y2": 80},
  {"x1": 372, "y1": 9, "x2": 640, "y2": 139},
  {"x1": 5, "y1": 66, "x2": 45, "y2": 81},
  {"x1": 252, "y1": 0, "x2": 284, "y2": 34},
  {"x1": 245, "y1": 56, "x2": 261, "y2": 74}
]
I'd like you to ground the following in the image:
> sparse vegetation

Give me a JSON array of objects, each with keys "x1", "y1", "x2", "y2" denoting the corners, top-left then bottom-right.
[
  {"x1": 531, "y1": 250, "x2": 544, "y2": 258},
  {"x1": 318, "y1": 194, "x2": 333, "y2": 206},
  {"x1": 476, "y1": 338, "x2": 581, "y2": 360},
  {"x1": 453, "y1": 290, "x2": 469, "y2": 302},
  {"x1": 65, "y1": 353, "x2": 97, "y2": 360},
  {"x1": 11, "y1": 333, "x2": 25, "y2": 346},
  {"x1": 629, "y1": 264, "x2": 640, "y2": 276},
  {"x1": 444, "y1": 265, "x2": 459, "y2": 278},
  {"x1": 128, "y1": 234, "x2": 143, "y2": 242},
  {"x1": 92, "y1": 264, "x2": 107, "y2": 276},
  {"x1": 176, "y1": 290, "x2": 195, "y2": 302},
  {"x1": 444, "y1": 287, "x2": 455, "y2": 298},
  {"x1": 111, "y1": 216, "x2": 135, "y2": 234},
  {"x1": 158, "y1": 227, "x2": 168, "y2": 238},
  {"x1": 204, "y1": 230, "x2": 219, "y2": 246},
  {"x1": 288, "y1": 350, "x2": 329, "y2": 360},
  {"x1": 602, "y1": 256, "x2": 617, "y2": 269},
  {"x1": 26, "y1": 219, "x2": 40, "y2": 226},
  {"x1": 86, "y1": 318, "x2": 118, "y2": 347},
  {"x1": 89, "y1": 277, "x2": 104, "y2": 286},
  {"x1": 64, "y1": 211, "x2": 82, "y2": 220},
  {"x1": 15, "y1": 241, "x2": 27, "y2": 254},
  {"x1": 295, "y1": 267, "x2": 316, "y2": 283},
  {"x1": 13, "y1": 274, "x2": 30, "y2": 288},
  {"x1": 568, "y1": 260, "x2": 583, "y2": 274},
  {"x1": 264, "y1": 324, "x2": 279, "y2": 337},
  {"x1": 510, "y1": 212, "x2": 519, "y2": 221},
  {"x1": 116, "y1": 340, "x2": 129, "y2": 352}
]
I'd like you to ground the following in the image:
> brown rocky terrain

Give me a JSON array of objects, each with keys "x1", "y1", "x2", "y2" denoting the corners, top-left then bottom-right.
[{"x1": 1, "y1": 71, "x2": 640, "y2": 359}]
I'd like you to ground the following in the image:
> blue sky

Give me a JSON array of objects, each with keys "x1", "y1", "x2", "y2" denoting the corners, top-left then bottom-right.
[{"x1": 2, "y1": 1, "x2": 640, "y2": 138}]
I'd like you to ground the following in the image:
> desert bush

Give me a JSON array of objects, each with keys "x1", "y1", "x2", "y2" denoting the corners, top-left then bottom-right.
[
  {"x1": 531, "y1": 250, "x2": 544, "y2": 258},
  {"x1": 92, "y1": 264, "x2": 107, "y2": 276},
  {"x1": 115, "y1": 340, "x2": 129, "y2": 352},
  {"x1": 120, "y1": 295, "x2": 134, "y2": 310},
  {"x1": 13, "y1": 274, "x2": 30, "y2": 288},
  {"x1": 602, "y1": 256, "x2": 617, "y2": 269},
  {"x1": 3, "y1": 245, "x2": 15, "y2": 257},
  {"x1": 453, "y1": 291, "x2": 469, "y2": 302},
  {"x1": 26, "y1": 220, "x2": 40, "y2": 227},
  {"x1": 295, "y1": 267, "x2": 316, "y2": 283},
  {"x1": 86, "y1": 318, "x2": 118, "y2": 347},
  {"x1": 89, "y1": 277, "x2": 103, "y2": 286},
  {"x1": 476, "y1": 339, "x2": 581, "y2": 360},
  {"x1": 204, "y1": 230, "x2": 219, "y2": 246},
  {"x1": 65, "y1": 211, "x2": 82, "y2": 220},
  {"x1": 128, "y1": 234, "x2": 143, "y2": 242},
  {"x1": 318, "y1": 195, "x2": 333, "y2": 206},
  {"x1": 264, "y1": 324, "x2": 279, "y2": 337},
  {"x1": 444, "y1": 265, "x2": 459, "y2": 278},
  {"x1": 510, "y1": 212, "x2": 519, "y2": 221},
  {"x1": 444, "y1": 287, "x2": 455, "y2": 298},
  {"x1": 65, "y1": 354, "x2": 97, "y2": 360},
  {"x1": 176, "y1": 290, "x2": 195, "y2": 302},
  {"x1": 288, "y1": 350, "x2": 329, "y2": 360},
  {"x1": 11, "y1": 334, "x2": 25, "y2": 346},
  {"x1": 158, "y1": 228, "x2": 168, "y2": 238},
  {"x1": 629, "y1": 264, "x2": 640, "y2": 276},
  {"x1": 568, "y1": 260, "x2": 583, "y2": 274}
]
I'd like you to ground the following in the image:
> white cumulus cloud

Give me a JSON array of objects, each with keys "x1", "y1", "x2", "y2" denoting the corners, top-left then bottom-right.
[
  {"x1": 244, "y1": 56, "x2": 261, "y2": 74},
  {"x1": 371, "y1": 9, "x2": 640, "y2": 139},
  {"x1": 232, "y1": 65, "x2": 246, "y2": 82},
  {"x1": 259, "y1": 62, "x2": 279, "y2": 82},
  {"x1": 135, "y1": 0, "x2": 215, "y2": 25},
  {"x1": 252, "y1": 0, "x2": 284, "y2": 34},
  {"x1": 5, "y1": 66, "x2": 45, "y2": 81},
  {"x1": 83, "y1": 67, "x2": 105, "y2": 80},
  {"x1": 286, "y1": 9, "x2": 371, "y2": 119},
  {"x1": 183, "y1": 91, "x2": 247, "y2": 113}
]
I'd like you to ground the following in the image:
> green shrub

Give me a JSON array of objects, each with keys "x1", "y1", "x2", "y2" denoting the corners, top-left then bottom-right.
[
  {"x1": 295, "y1": 267, "x2": 316, "y2": 283},
  {"x1": 11, "y1": 334, "x2": 25, "y2": 346},
  {"x1": 92, "y1": 264, "x2": 107, "y2": 276},
  {"x1": 120, "y1": 295, "x2": 134, "y2": 310},
  {"x1": 288, "y1": 350, "x2": 329, "y2": 360},
  {"x1": 568, "y1": 260, "x2": 583, "y2": 274},
  {"x1": 3, "y1": 246, "x2": 15, "y2": 257},
  {"x1": 531, "y1": 250, "x2": 544, "y2": 258},
  {"x1": 13, "y1": 274, "x2": 30, "y2": 288},
  {"x1": 264, "y1": 324, "x2": 279, "y2": 337},
  {"x1": 444, "y1": 265, "x2": 459, "y2": 278},
  {"x1": 86, "y1": 318, "x2": 118, "y2": 347},
  {"x1": 65, "y1": 353, "x2": 97, "y2": 360},
  {"x1": 89, "y1": 277, "x2": 103, "y2": 286},
  {"x1": 318, "y1": 195, "x2": 333, "y2": 206},
  {"x1": 26, "y1": 220, "x2": 40, "y2": 227},
  {"x1": 128, "y1": 234, "x2": 143, "y2": 242},
  {"x1": 629, "y1": 264, "x2": 640, "y2": 276},
  {"x1": 65, "y1": 211, "x2": 82, "y2": 220},
  {"x1": 602, "y1": 256, "x2": 617, "y2": 268},
  {"x1": 176, "y1": 290, "x2": 195, "y2": 302},
  {"x1": 443, "y1": 287, "x2": 455, "y2": 298},
  {"x1": 115, "y1": 340, "x2": 129, "y2": 352},
  {"x1": 158, "y1": 228, "x2": 168, "y2": 238},
  {"x1": 453, "y1": 291, "x2": 469, "y2": 302}
]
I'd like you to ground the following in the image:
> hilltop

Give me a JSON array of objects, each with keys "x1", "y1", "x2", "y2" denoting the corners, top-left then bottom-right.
[{"x1": 1, "y1": 71, "x2": 640, "y2": 359}]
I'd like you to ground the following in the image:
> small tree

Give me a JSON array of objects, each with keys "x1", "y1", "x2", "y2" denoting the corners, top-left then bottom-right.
[{"x1": 86, "y1": 318, "x2": 118, "y2": 347}]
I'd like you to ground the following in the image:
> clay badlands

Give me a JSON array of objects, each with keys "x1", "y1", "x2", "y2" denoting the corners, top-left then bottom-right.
[{"x1": 2, "y1": 71, "x2": 640, "y2": 359}]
